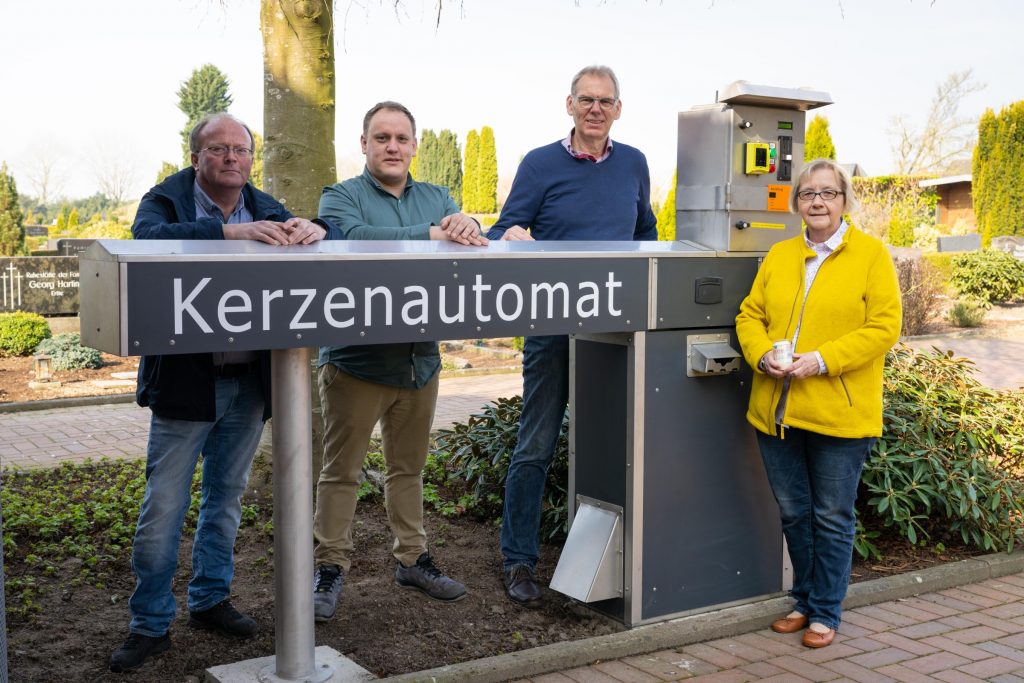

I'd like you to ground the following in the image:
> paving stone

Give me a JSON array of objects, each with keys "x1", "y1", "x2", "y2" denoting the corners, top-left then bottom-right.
[
  {"x1": 997, "y1": 632, "x2": 1024, "y2": 648},
  {"x1": 944, "y1": 624, "x2": 1014, "y2": 644},
  {"x1": 698, "y1": 638, "x2": 771, "y2": 663},
  {"x1": 960, "y1": 611, "x2": 1024, "y2": 633},
  {"x1": 620, "y1": 654, "x2": 696, "y2": 681},
  {"x1": 647, "y1": 650, "x2": 718, "y2": 678},
  {"x1": 983, "y1": 602, "x2": 1024, "y2": 619},
  {"x1": 563, "y1": 666, "x2": 625, "y2": 683},
  {"x1": 840, "y1": 610, "x2": 892, "y2": 633},
  {"x1": 765, "y1": 655, "x2": 840, "y2": 682},
  {"x1": 932, "y1": 670, "x2": 988, "y2": 683},
  {"x1": 940, "y1": 587, "x2": 1002, "y2": 608},
  {"x1": 957, "y1": 656, "x2": 1024, "y2": 678},
  {"x1": 853, "y1": 605, "x2": 917, "y2": 627},
  {"x1": 683, "y1": 671, "x2": 756, "y2": 683},
  {"x1": 732, "y1": 632, "x2": 803, "y2": 655},
  {"x1": 798, "y1": 642, "x2": 864, "y2": 664},
  {"x1": 592, "y1": 660, "x2": 662, "y2": 683},
  {"x1": 875, "y1": 600, "x2": 948, "y2": 622},
  {"x1": 976, "y1": 641, "x2": 1024, "y2": 664},
  {"x1": 737, "y1": 662, "x2": 786, "y2": 678},
  {"x1": 680, "y1": 643, "x2": 748, "y2": 669},
  {"x1": 900, "y1": 651, "x2": 972, "y2": 674},
  {"x1": 918, "y1": 593, "x2": 987, "y2": 613},
  {"x1": 919, "y1": 634, "x2": 997, "y2": 661},
  {"x1": 821, "y1": 659, "x2": 897, "y2": 683},
  {"x1": 989, "y1": 674, "x2": 1024, "y2": 683},
  {"x1": 534, "y1": 674, "x2": 577, "y2": 683},
  {"x1": 845, "y1": 647, "x2": 916, "y2": 669},
  {"x1": 891, "y1": 621, "x2": 954, "y2": 639},
  {"x1": 961, "y1": 583, "x2": 1024, "y2": 603},
  {"x1": 839, "y1": 636, "x2": 888, "y2": 653},
  {"x1": 875, "y1": 663, "x2": 945, "y2": 683},
  {"x1": 867, "y1": 631, "x2": 940, "y2": 655}
]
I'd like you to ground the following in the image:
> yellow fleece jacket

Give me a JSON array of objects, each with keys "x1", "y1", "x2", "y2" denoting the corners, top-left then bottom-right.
[{"x1": 736, "y1": 226, "x2": 902, "y2": 438}]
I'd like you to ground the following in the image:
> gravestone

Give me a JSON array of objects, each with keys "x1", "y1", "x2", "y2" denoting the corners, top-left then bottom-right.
[
  {"x1": 992, "y1": 236, "x2": 1024, "y2": 260},
  {"x1": 937, "y1": 234, "x2": 982, "y2": 252},
  {"x1": 0, "y1": 257, "x2": 81, "y2": 315}
]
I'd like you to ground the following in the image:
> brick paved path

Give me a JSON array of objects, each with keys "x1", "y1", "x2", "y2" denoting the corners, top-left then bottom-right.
[
  {"x1": 0, "y1": 373, "x2": 523, "y2": 471},
  {"x1": 517, "y1": 573, "x2": 1024, "y2": 683}
]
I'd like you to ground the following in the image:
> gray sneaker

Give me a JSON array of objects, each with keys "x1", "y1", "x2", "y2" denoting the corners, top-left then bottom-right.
[
  {"x1": 313, "y1": 564, "x2": 344, "y2": 621},
  {"x1": 395, "y1": 552, "x2": 467, "y2": 602}
]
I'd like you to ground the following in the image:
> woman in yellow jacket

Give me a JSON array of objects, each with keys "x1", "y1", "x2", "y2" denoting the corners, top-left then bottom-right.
[{"x1": 736, "y1": 158, "x2": 901, "y2": 648}]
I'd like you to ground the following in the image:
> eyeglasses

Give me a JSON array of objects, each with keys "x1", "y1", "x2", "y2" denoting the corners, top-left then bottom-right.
[
  {"x1": 797, "y1": 189, "x2": 843, "y2": 202},
  {"x1": 200, "y1": 145, "x2": 254, "y2": 158},
  {"x1": 574, "y1": 96, "x2": 618, "y2": 111}
]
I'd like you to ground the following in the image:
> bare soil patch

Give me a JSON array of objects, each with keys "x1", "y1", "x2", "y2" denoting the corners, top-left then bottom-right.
[
  {"x1": 3, "y1": 483, "x2": 984, "y2": 683},
  {"x1": 0, "y1": 353, "x2": 137, "y2": 405}
]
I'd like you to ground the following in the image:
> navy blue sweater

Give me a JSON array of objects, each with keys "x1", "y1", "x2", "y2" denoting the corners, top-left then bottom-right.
[{"x1": 488, "y1": 140, "x2": 658, "y2": 241}]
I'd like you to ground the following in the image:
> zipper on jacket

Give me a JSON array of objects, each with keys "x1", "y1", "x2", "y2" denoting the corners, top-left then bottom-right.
[{"x1": 839, "y1": 376, "x2": 853, "y2": 406}]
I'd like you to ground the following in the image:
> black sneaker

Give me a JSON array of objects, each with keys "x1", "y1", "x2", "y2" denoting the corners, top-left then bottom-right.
[
  {"x1": 504, "y1": 564, "x2": 543, "y2": 606},
  {"x1": 188, "y1": 599, "x2": 258, "y2": 638},
  {"x1": 395, "y1": 553, "x2": 467, "y2": 602},
  {"x1": 109, "y1": 632, "x2": 171, "y2": 672},
  {"x1": 313, "y1": 564, "x2": 344, "y2": 622}
]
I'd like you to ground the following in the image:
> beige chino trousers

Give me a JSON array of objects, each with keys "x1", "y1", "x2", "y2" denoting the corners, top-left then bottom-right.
[{"x1": 313, "y1": 364, "x2": 439, "y2": 571}]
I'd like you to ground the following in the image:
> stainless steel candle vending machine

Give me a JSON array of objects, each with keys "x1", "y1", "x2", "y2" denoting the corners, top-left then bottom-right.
[{"x1": 551, "y1": 82, "x2": 832, "y2": 627}]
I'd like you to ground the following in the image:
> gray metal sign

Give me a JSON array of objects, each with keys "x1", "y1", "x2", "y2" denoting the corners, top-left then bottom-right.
[{"x1": 80, "y1": 240, "x2": 691, "y2": 356}]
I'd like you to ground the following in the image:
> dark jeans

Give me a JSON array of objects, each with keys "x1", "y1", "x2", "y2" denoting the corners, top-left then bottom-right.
[
  {"x1": 500, "y1": 335, "x2": 569, "y2": 571},
  {"x1": 757, "y1": 428, "x2": 873, "y2": 630}
]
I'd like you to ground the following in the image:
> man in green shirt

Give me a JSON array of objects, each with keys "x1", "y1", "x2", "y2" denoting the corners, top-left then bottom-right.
[{"x1": 312, "y1": 101, "x2": 487, "y2": 621}]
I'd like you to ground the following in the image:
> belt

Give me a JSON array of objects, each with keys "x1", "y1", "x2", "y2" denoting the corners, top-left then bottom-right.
[{"x1": 213, "y1": 361, "x2": 259, "y2": 378}]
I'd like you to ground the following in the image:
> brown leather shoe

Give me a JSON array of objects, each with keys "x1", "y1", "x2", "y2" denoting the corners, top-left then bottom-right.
[
  {"x1": 770, "y1": 614, "x2": 808, "y2": 634},
  {"x1": 802, "y1": 627, "x2": 836, "y2": 648}
]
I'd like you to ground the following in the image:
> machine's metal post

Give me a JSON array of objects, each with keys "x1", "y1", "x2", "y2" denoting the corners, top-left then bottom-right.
[{"x1": 264, "y1": 347, "x2": 331, "y2": 682}]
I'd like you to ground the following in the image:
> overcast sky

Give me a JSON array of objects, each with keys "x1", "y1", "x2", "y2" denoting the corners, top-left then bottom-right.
[{"x1": 1, "y1": 0, "x2": 1020, "y2": 205}]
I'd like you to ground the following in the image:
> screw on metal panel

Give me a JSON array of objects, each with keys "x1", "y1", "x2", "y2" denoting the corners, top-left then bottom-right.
[
  {"x1": 296, "y1": 334, "x2": 302, "y2": 340},
  {"x1": 134, "y1": 341, "x2": 140, "y2": 347},
  {"x1": 453, "y1": 273, "x2": 459, "y2": 279},
  {"x1": 626, "y1": 320, "x2": 630, "y2": 325},
  {"x1": 578, "y1": 322, "x2": 583, "y2": 327},
  {"x1": 168, "y1": 340, "x2": 175, "y2": 346},
  {"x1": 228, "y1": 337, "x2": 234, "y2": 343},
  {"x1": 476, "y1": 326, "x2": 481, "y2": 332},
  {"x1": 659, "y1": 317, "x2": 664, "y2": 322},
  {"x1": 420, "y1": 328, "x2": 425, "y2": 334},
  {"x1": 706, "y1": 315, "x2": 711, "y2": 320},
  {"x1": 452, "y1": 261, "x2": 458, "y2": 266},
  {"x1": 654, "y1": 387, "x2": 659, "y2": 392},
  {"x1": 530, "y1": 324, "x2": 535, "y2": 329},
  {"x1": 360, "y1": 331, "x2": 365, "y2": 337},
  {"x1": 652, "y1": 586, "x2": 657, "y2": 591}
]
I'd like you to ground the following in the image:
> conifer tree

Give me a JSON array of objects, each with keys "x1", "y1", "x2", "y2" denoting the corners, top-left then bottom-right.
[
  {"x1": 250, "y1": 132, "x2": 264, "y2": 190},
  {"x1": 66, "y1": 208, "x2": 80, "y2": 234},
  {"x1": 477, "y1": 126, "x2": 498, "y2": 214},
  {"x1": 409, "y1": 150, "x2": 419, "y2": 180},
  {"x1": 973, "y1": 101, "x2": 1024, "y2": 243},
  {"x1": 0, "y1": 162, "x2": 26, "y2": 256},
  {"x1": 417, "y1": 130, "x2": 440, "y2": 187},
  {"x1": 657, "y1": 171, "x2": 677, "y2": 241},
  {"x1": 155, "y1": 161, "x2": 178, "y2": 185},
  {"x1": 462, "y1": 129, "x2": 480, "y2": 212},
  {"x1": 805, "y1": 116, "x2": 837, "y2": 161},
  {"x1": 437, "y1": 130, "x2": 462, "y2": 207},
  {"x1": 177, "y1": 64, "x2": 233, "y2": 166}
]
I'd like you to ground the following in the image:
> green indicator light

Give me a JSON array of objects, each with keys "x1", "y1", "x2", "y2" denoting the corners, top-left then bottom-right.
[{"x1": 778, "y1": 121, "x2": 794, "y2": 130}]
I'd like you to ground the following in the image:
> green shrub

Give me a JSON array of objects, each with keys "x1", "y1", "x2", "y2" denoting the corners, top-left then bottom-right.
[
  {"x1": 512, "y1": 336, "x2": 524, "y2": 352},
  {"x1": 894, "y1": 257, "x2": 944, "y2": 336},
  {"x1": 922, "y1": 252, "x2": 957, "y2": 286},
  {"x1": 432, "y1": 395, "x2": 569, "y2": 541},
  {"x1": 858, "y1": 345, "x2": 1024, "y2": 559},
  {"x1": 946, "y1": 300, "x2": 986, "y2": 328},
  {"x1": 949, "y1": 250, "x2": 1024, "y2": 305},
  {"x1": 0, "y1": 311, "x2": 51, "y2": 356},
  {"x1": 34, "y1": 333, "x2": 103, "y2": 370}
]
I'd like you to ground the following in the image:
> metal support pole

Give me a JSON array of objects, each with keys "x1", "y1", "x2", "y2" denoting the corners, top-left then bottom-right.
[{"x1": 263, "y1": 347, "x2": 332, "y2": 682}]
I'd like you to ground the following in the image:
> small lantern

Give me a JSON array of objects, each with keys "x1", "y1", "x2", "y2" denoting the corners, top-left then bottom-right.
[{"x1": 33, "y1": 354, "x2": 52, "y2": 382}]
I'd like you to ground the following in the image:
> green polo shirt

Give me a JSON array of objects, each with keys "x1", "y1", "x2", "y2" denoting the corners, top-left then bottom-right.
[{"x1": 316, "y1": 167, "x2": 459, "y2": 388}]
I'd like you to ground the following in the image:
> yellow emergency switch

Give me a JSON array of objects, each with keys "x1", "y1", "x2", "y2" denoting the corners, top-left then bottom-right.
[{"x1": 744, "y1": 142, "x2": 771, "y2": 175}]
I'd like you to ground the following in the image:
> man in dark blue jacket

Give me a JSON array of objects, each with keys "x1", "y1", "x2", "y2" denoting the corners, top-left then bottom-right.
[{"x1": 110, "y1": 113, "x2": 336, "y2": 673}]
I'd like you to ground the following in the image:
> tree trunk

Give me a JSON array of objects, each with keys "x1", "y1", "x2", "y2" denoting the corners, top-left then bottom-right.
[{"x1": 260, "y1": 0, "x2": 336, "y2": 218}]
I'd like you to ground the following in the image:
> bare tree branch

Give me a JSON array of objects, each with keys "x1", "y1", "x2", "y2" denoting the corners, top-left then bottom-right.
[{"x1": 889, "y1": 68, "x2": 985, "y2": 175}]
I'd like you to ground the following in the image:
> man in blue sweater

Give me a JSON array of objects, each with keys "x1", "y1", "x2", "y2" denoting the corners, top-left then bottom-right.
[{"x1": 487, "y1": 65, "x2": 658, "y2": 605}]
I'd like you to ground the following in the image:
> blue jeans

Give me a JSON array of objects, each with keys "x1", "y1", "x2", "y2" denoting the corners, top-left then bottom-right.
[
  {"x1": 757, "y1": 428, "x2": 873, "y2": 631},
  {"x1": 128, "y1": 374, "x2": 265, "y2": 636},
  {"x1": 501, "y1": 335, "x2": 569, "y2": 571}
]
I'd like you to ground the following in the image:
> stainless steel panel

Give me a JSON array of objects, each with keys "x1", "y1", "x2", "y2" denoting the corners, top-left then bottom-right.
[{"x1": 78, "y1": 257, "x2": 125, "y2": 356}]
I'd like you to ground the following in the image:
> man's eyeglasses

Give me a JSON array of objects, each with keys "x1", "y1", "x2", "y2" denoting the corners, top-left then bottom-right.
[
  {"x1": 797, "y1": 189, "x2": 843, "y2": 202},
  {"x1": 200, "y1": 145, "x2": 254, "y2": 158},
  {"x1": 574, "y1": 96, "x2": 618, "y2": 111}
]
